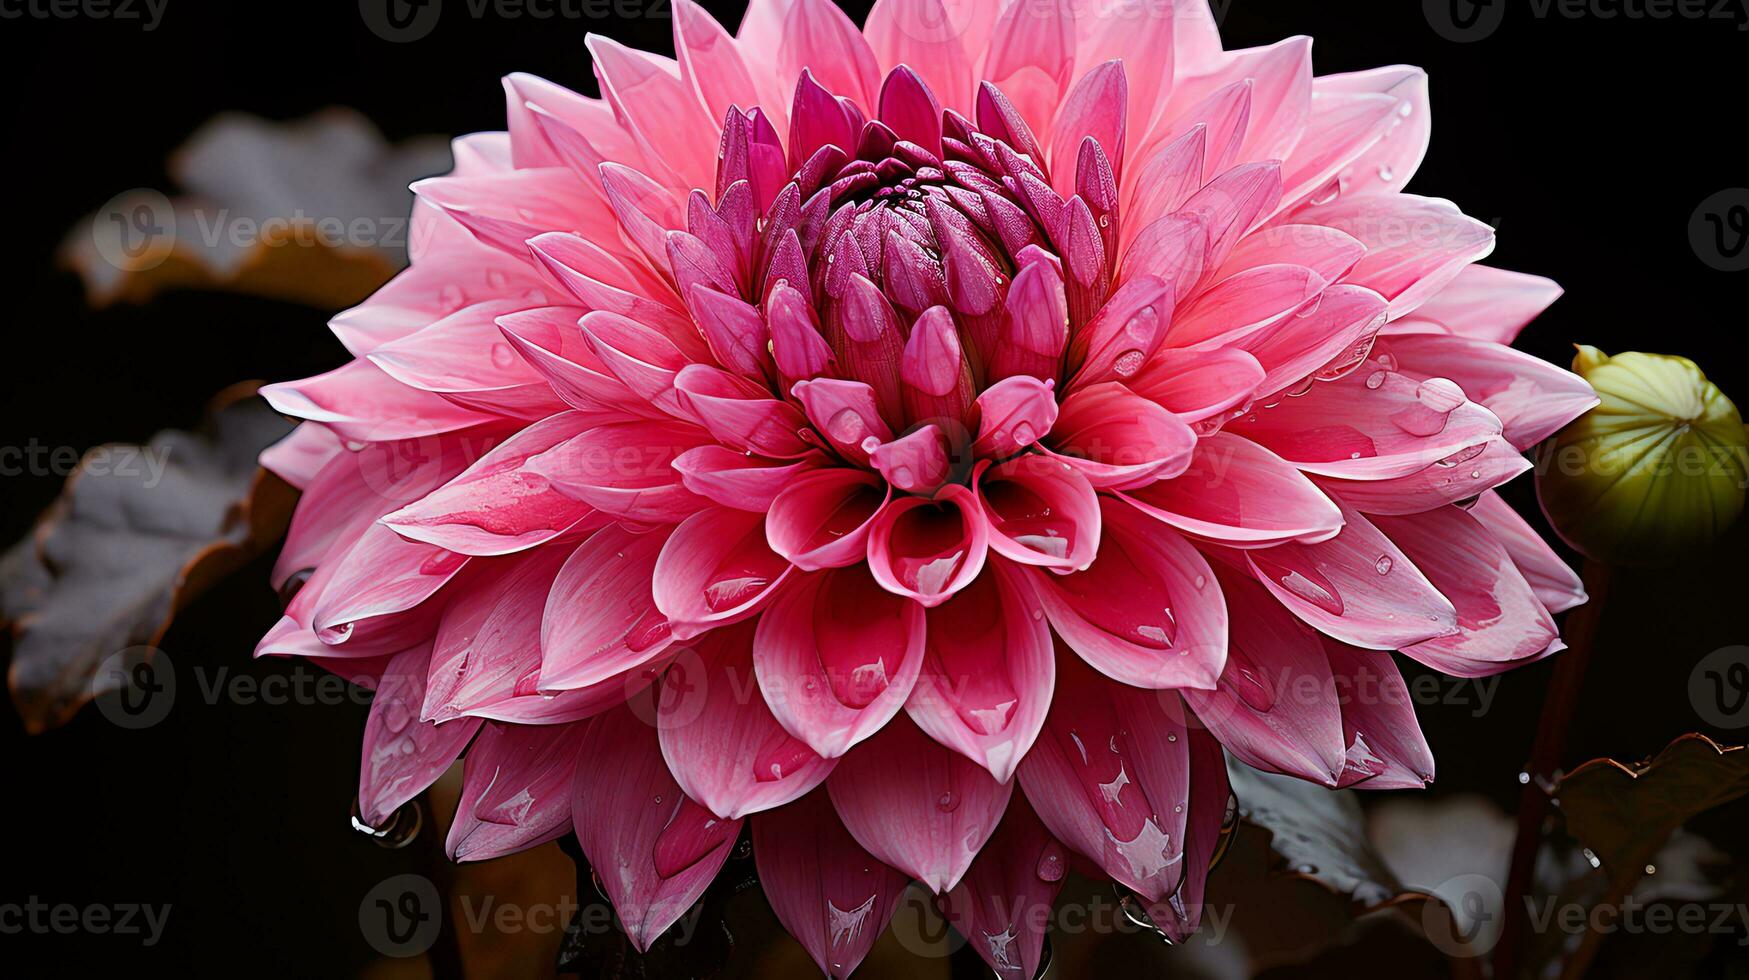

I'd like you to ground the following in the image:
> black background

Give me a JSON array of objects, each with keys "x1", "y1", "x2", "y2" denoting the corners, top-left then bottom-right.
[{"x1": 4, "y1": 0, "x2": 1749, "y2": 975}]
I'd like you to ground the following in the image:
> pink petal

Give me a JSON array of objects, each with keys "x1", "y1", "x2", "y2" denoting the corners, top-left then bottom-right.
[
  {"x1": 866, "y1": 485, "x2": 990, "y2": 607},
  {"x1": 1125, "y1": 347, "x2": 1264, "y2": 425},
  {"x1": 907, "y1": 561, "x2": 1053, "y2": 782},
  {"x1": 1167, "y1": 263, "x2": 1328, "y2": 350},
  {"x1": 577, "y1": 310, "x2": 702, "y2": 422},
  {"x1": 527, "y1": 232, "x2": 692, "y2": 340},
  {"x1": 1290, "y1": 194, "x2": 1495, "y2": 318},
  {"x1": 424, "y1": 545, "x2": 571, "y2": 722},
  {"x1": 1375, "y1": 333, "x2": 1598, "y2": 450},
  {"x1": 447, "y1": 721, "x2": 584, "y2": 861},
  {"x1": 1174, "y1": 160, "x2": 1283, "y2": 279},
  {"x1": 792, "y1": 379, "x2": 895, "y2": 466},
  {"x1": 569, "y1": 705, "x2": 741, "y2": 952},
  {"x1": 767, "y1": 467, "x2": 890, "y2": 571},
  {"x1": 1050, "y1": 60, "x2": 1128, "y2": 195},
  {"x1": 587, "y1": 35, "x2": 717, "y2": 191},
  {"x1": 1374, "y1": 506, "x2": 1561, "y2": 676},
  {"x1": 972, "y1": 376, "x2": 1061, "y2": 459},
  {"x1": 1182, "y1": 563, "x2": 1345, "y2": 787},
  {"x1": 329, "y1": 221, "x2": 560, "y2": 356},
  {"x1": 1121, "y1": 431, "x2": 1344, "y2": 548},
  {"x1": 411, "y1": 168, "x2": 623, "y2": 260},
  {"x1": 1322, "y1": 642, "x2": 1435, "y2": 789},
  {"x1": 876, "y1": 64, "x2": 946, "y2": 151},
  {"x1": 754, "y1": 565, "x2": 927, "y2": 759},
  {"x1": 1016, "y1": 653, "x2": 1196, "y2": 903},
  {"x1": 1469, "y1": 491, "x2": 1588, "y2": 615},
  {"x1": 1032, "y1": 497, "x2": 1227, "y2": 689},
  {"x1": 657, "y1": 622, "x2": 836, "y2": 819},
  {"x1": 1238, "y1": 284, "x2": 1389, "y2": 400},
  {"x1": 1075, "y1": 0, "x2": 1180, "y2": 173},
  {"x1": 358, "y1": 643, "x2": 481, "y2": 827},
  {"x1": 1225, "y1": 362, "x2": 1505, "y2": 479},
  {"x1": 752, "y1": 789, "x2": 910, "y2": 978},
  {"x1": 495, "y1": 306, "x2": 656, "y2": 420},
  {"x1": 366, "y1": 298, "x2": 564, "y2": 419},
  {"x1": 672, "y1": 446, "x2": 827, "y2": 512},
  {"x1": 937, "y1": 794, "x2": 1067, "y2": 980},
  {"x1": 1123, "y1": 125, "x2": 1205, "y2": 247},
  {"x1": 1311, "y1": 438, "x2": 1530, "y2": 517},
  {"x1": 381, "y1": 412, "x2": 599, "y2": 556},
  {"x1": 1066, "y1": 276, "x2": 1175, "y2": 390},
  {"x1": 311, "y1": 524, "x2": 469, "y2": 644},
  {"x1": 779, "y1": 0, "x2": 881, "y2": 107},
  {"x1": 828, "y1": 714, "x2": 1014, "y2": 893},
  {"x1": 1046, "y1": 382, "x2": 1196, "y2": 490},
  {"x1": 1239, "y1": 497, "x2": 1458, "y2": 650},
  {"x1": 1396, "y1": 264, "x2": 1563, "y2": 346},
  {"x1": 597, "y1": 162, "x2": 686, "y2": 275},
  {"x1": 272, "y1": 432, "x2": 482, "y2": 588},
  {"x1": 261, "y1": 359, "x2": 498, "y2": 443},
  {"x1": 1142, "y1": 709, "x2": 1228, "y2": 941},
  {"x1": 672, "y1": 0, "x2": 765, "y2": 127},
  {"x1": 867, "y1": 424, "x2": 954, "y2": 496},
  {"x1": 1309, "y1": 66, "x2": 1431, "y2": 199},
  {"x1": 259, "y1": 423, "x2": 342, "y2": 491},
  {"x1": 1275, "y1": 92, "x2": 1403, "y2": 213},
  {"x1": 974, "y1": 455, "x2": 1101, "y2": 571},
  {"x1": 1217, "y1": 223, "x2": 1366, "y2": 288},
  {"x1": 673, "y1": 364, "x2": 813, "y2": 458},
  {"x1": 525, "y1": 419, "x2": 712, "y2": 523},
  {"x1": 866, "y1": 1, "x2": 976, "y2": 114},
  {"x1": 654, "y1": 506, "x2": 794, "y2": 638},
  {"x1": 1175, "y1": 37, "x2": 1311, "y2": 164},
  {"x1": 539, "y1": 522, "x2": 675, "y2": 691},
  {"x1": 980, "y1": 0, "x2": 1075, "y2": 139}
]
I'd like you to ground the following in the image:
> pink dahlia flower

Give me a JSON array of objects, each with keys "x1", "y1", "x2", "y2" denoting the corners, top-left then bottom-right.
[{"x1": 257, "y1": 0, "x2": 1596, "y2": 973}]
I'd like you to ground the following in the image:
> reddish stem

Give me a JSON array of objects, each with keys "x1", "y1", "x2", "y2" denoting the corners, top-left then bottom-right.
[{"x1": 1492, "y1": 559, "x2": 1612, "y2": 979}]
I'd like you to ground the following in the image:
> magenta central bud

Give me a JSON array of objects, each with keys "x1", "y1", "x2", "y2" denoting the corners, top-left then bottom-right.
[{"x1": 673, "y1": 64, "x2": 1140, "y2": 494}]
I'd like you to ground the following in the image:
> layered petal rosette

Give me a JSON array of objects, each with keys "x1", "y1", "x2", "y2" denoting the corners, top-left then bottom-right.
[{"x1": 256, "y1": 0, "x2": 1595, "y2": 973}]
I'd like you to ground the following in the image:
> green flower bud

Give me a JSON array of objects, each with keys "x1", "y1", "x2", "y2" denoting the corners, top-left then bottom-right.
[{"x1": 1536, "y1": 347, "x2": 1748, "y2": 565}]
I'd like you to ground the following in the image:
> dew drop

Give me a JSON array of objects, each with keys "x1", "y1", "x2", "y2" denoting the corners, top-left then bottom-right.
[{"x1": 1374, "y1": 556, "x2": 1393, "y2": 575}]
